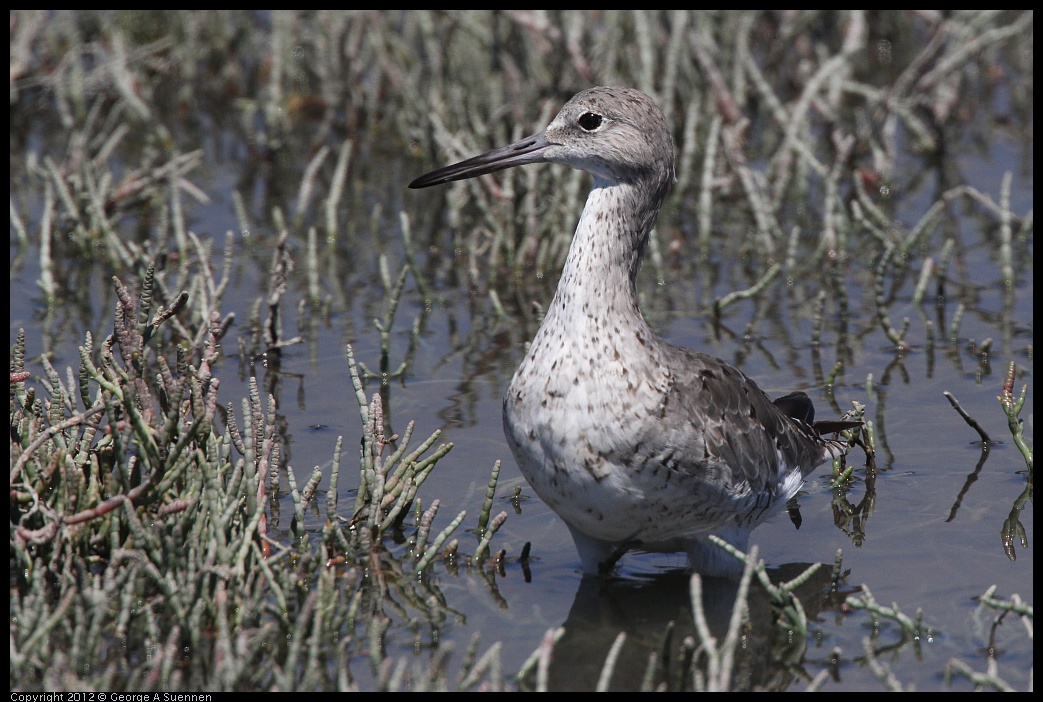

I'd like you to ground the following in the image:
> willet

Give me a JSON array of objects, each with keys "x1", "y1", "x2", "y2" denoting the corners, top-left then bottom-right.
[{"x1": 410, "y1": 86, "x2": 858, "y2": 576}]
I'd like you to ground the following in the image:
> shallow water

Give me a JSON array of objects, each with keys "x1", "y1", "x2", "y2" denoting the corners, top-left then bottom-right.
[
  {"x1": 10, "y1": 12, "x2": 1032, "y2": 691},
  {"x1": 10, "y1": 148, "x2": 1032, "y2": 693}
]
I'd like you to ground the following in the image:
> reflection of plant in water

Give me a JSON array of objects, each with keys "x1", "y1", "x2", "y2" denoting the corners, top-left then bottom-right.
[
  {"x1": 997, "y1": 363, "x2": 1032, "y2": 563},
  {"x1": 943, "y1": 364, "x2": 1033, "y2": 562},
  {"x1": 945, "y1": 586, "x2": 1032, "y2": 692},
  {"x1": 826, "y1": 403, "x2": 876, "y2": 548}
]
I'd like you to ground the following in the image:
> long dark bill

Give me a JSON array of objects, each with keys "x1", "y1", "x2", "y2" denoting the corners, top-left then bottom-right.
[{"x1": 409, "y1": 132, "x2": 552, "y2": 189}]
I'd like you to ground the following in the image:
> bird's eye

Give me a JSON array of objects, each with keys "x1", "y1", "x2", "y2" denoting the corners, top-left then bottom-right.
[{"x1": 578, "y1": 112, "x2": 603, "y2": 131}]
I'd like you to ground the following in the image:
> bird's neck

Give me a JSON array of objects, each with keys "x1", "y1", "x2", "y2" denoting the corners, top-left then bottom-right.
[{"x1": 543, "y1": 177, "x2": 669, "y2": 330}]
